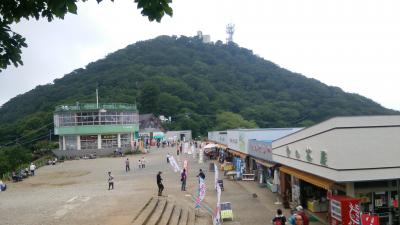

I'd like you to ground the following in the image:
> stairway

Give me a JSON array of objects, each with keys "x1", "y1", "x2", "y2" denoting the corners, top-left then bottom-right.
[{"x1": 132, "y1": 196, "x2": 210, "y2": 225}]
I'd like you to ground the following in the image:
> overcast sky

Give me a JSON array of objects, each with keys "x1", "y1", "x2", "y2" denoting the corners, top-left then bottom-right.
[{"x1": 1, "y1": 0, "x2": 399, "y2": 111}]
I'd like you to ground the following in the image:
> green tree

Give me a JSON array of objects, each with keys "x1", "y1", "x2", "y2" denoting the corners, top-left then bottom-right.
[
  {"x1": 0, "y1": 0, "x2": 173, "y2": 71},
  {"x1": 214, "y1": 111, "x2": 257, "y2": 130},
  {"x1": 138, "y1": 82, "x2": 160, "y2": 114},
  {"x1": 0, "y1": 145, "x2": 32, "y2": 176}
]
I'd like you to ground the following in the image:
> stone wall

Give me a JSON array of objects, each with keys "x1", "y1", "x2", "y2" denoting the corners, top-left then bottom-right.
[{"x1": 52, "y1": 147, "x2": 133, "y2": 158}]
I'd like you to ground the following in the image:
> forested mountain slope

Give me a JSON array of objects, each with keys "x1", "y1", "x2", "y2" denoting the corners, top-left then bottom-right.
[{"x1": 0, "y1": 35, "x2": 396, "y2": 144}]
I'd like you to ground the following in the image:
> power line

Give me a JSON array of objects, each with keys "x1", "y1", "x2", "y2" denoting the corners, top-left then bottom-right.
[{"x1": 3, "y1": 122, "x2": 54, "y2": 146}]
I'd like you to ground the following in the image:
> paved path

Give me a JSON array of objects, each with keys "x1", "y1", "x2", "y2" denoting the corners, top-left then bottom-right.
[{"x1": 0, "y1": 146, "x2": 323, "y2": 225}]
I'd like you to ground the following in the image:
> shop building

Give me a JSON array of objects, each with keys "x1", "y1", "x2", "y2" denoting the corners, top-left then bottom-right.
[
  {"x1": 53, "y1": 103, "x2": 139, "y2": 157},
  {"x1": 165, "y1": 130, "x2": 192, "y2": 142},
  {"x1": 208, "y1": 131, "x2": 228, "y2": 146},
  {"x1": 272, "y1": 115, "x2": 400, "y2": 225},
  {"x1": 212, "y1": 128, "x2": 302, "y2": 180}
]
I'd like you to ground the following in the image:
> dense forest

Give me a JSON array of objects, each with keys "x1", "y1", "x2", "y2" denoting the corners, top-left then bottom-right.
[{"x1": 0, "y1": 35, "x2": 397, "y2": 154}]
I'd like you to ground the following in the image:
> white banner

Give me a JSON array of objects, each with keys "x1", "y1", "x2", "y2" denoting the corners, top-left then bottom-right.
[
  {"x1": 213, "y1": 183, "x2": 222, "y2": 225},
  {"x1": 169, "y1": 156, "x2": 181, "y2": 172},
  {"x1": 195, "y1": 177, "x2": 206, "y2": 208},
  {"x1": 214, "y1": 163, "x2": 219, "y2": 189}
]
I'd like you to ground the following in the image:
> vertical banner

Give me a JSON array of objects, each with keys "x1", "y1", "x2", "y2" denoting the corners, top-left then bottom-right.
[
  {"x1": 213, "y1": 184, "x2": 222, "y2": 225},
  {"x1": 214, "y1": 163, "x2": 219, "y2": 189},
  {"x1": 195, "y1": 178, "x2": 206, "y2": 208},
  {"x1": 184, "y1": 159, "x2": 188, "y2": 172},
  {"x1": 235, "y1": 157, "x2": 241, "y2": 178},
  {"x1": 169, "y1": 156, "x2": 181, "y2": 172}
]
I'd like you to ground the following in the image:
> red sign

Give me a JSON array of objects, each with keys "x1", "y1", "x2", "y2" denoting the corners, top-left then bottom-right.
[
  {"x1": 361, "y1": 214, "x2": 380, "y2": 225},
  {"x1": 330, "y1": 195, "x2": 361, "y2": 225}
]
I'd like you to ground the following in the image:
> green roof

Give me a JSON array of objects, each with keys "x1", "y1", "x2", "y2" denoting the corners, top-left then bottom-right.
[{"x1": 55, "y1": 103, "x2": 138, "y2": 112}]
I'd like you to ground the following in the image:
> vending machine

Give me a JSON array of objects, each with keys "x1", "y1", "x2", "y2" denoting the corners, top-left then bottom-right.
[{"x1": 330, "y1": 195, "x2": 361, "y2": 225}]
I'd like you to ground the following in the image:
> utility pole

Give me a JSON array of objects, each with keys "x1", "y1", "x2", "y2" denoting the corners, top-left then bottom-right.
[{"x1": 49, "y1": 130, "x2": 52, "y2": 142}]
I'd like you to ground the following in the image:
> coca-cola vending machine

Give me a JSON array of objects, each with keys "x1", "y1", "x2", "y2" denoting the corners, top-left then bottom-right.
[{"x1": 330, "y1": 195, "x2": 361, "y2": 225}]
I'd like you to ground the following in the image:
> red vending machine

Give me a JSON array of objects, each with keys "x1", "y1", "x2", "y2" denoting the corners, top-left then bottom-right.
[{"x1": 330, "y1": 195, "x2": 361, "y2": 225}]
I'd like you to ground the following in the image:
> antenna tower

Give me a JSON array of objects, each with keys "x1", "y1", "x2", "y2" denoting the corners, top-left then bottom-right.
[{"x1": 226, "y1": 23, "x2": 235, "y2": 43}]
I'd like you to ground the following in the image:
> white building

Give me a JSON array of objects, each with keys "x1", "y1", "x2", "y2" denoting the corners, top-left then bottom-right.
[{"x1": 272, "y1": 115, "x2": 400, "y2": 225}]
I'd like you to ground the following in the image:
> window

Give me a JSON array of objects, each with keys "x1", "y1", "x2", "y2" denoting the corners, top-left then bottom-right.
[
  {"x1": 57, "y1": 111, "x2": 137, "y2": 127},
  {"x1": 121, "y1": 134, "x2": 131, "y2": 148},
  {"x1": 65, "y1": 135, "x2": 77, "y2": 150},
  {"x1": 101, "y1": 134, "x2": 118, "y2": 149},
  {"x1": 80, "y1": 135, "x2": 98, "y2": 150}
]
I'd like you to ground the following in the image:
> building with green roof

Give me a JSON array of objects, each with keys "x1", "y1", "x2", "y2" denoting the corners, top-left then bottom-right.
[{"x1": 53, "y1": 103, "x2": 139, "y2": 156}]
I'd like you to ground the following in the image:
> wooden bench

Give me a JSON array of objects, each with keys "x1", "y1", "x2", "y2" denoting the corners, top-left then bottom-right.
[{"x1": 241, "y1": 173, "x2": 255, "y2": 181}]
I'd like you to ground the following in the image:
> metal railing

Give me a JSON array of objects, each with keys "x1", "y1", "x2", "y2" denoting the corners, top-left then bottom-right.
[{"x1": 55, "y1": 103, "x2": 138, "y2": 112}]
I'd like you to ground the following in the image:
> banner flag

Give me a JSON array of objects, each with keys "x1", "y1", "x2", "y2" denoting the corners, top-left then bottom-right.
[
  {"x1": 214, "y1": 163, "x2": 219, "y2": 189},
  {"x1": 169, "y1": 156, "x2": 181, "y2": 172},
  {"x1": 195, "y1": 177, "x2": 206, "y2": 208}
]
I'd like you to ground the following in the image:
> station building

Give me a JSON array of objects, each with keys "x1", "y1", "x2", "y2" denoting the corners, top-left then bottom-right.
[{"x1": 53, "y1": 103, "x2": 139, "y2": 156}]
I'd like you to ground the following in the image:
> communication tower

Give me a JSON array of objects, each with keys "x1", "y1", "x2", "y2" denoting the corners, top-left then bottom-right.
[{"x1": 226, "y1": 23, "x2": 235, "y2": 43}]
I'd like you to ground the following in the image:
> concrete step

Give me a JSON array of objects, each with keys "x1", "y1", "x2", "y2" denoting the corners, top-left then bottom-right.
[
  {"x1": 178, "y1": 207, "x2": 188, "y2": 225},
  {"x1": 187, "y1": 208, "x2": 195, "y2": 225},
  {"x1": 132, "y1": 197, "x2": 154, "y2": 223},
  {"x1": 132, "y1": 197, "x2": 159, "y2": 225},
  {"x1": 168, "y1": 205, "x2": 182, "y2": 225},
  {"x1": 158, "y1": 200, "x2": 175, "y2": 225},
  {"x1": 147, "y1": 198, "x2": 167, "y2": 225}
]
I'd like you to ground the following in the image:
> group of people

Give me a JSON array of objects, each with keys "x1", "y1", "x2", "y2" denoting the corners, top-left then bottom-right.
[
  {"x1": 12, "y1": 162, "x2": 36, "y2": 182},
  {"x1": 272, "y1": 206, "x2": 309, "y2": 225}
]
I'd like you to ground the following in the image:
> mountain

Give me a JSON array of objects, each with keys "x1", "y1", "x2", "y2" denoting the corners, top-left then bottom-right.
[{"x1": 0, "y1": 35, "x2": 397, "y2": 145}]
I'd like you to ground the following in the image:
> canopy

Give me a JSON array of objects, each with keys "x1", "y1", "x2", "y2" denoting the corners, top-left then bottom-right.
[{"x1": 203, "y1": 143, "x2": 217, "y2": 149}]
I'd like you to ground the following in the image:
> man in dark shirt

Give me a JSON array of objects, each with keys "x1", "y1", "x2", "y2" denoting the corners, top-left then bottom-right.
[
  {"x1": 197, "y1": 169, "x2": 205, "y2": 182},
  {"x1": 157, "y1": 171, "x2": 164, "y2": 196}
]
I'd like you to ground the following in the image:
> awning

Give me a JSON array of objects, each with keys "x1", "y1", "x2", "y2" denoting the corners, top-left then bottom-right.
[
  {"x1": 279, "y1": 166, "x2": 334, "y2": 190},
  {"x1": 254, "y1": 159, "x2": 275, "y2": 168},
  {"x1": 226, "y1": 149, "x2": 247, "y2": 159},
  {"x1": 204, "y1": 143, "x2": 217, "y2": 149},
  {"x1": 216, "y1": 144, "x2": 227, "y2": 149}
]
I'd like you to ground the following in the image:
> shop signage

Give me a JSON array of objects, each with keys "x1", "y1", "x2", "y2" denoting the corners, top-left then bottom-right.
[
  {"x1": 330, "y1": 196, "x2": 361, "y2": 225},
  {"x1": 229, "y1": 138, "x2": 238, "y2": 144},
  {"x1": 361, "y1": 214, "x2": 380, "y2": 225},
  {"x1": 305, "y1": 148, "x2": 313, "y2": 162},
  {"x1": 295, "y1": 150, "x2": 301, "y2": 159},
  {"x1": 320, "y1": 150, "x2": 328, "y2": 166},
  {"x1": 249, "y1": 141, "x2": 272, "y2": 161},
  {"x1": 286, "y1": 146, "x2": 291, "y2": 157},
  {"x1": 285, "y1": 146, "x2": 328, "y2": 166}
]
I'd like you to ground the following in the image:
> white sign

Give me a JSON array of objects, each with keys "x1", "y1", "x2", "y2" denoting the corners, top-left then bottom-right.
[{"x1": 169, "y1": 156, "x2": 181, "y2": 172}]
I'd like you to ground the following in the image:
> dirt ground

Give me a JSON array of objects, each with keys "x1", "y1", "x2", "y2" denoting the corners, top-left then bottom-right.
[{"x1": 0, "y1": 146, "x2": 318, "y2": 225}]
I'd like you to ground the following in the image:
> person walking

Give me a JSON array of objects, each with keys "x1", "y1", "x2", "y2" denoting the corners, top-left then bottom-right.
[
  {"x1": 272, "y1": 209, "x2": 287, "y2": 225},
  {"x1": 167, "y1": 153, "x2": 170, "y2": 163},
  {"x1": 108, "y1": 171, "x2": 114, "y2": 190},
  {"x1": 138, "y1": 159, "x2": 142, "y2": 169},
  {"x1": 157, "y1": 171, "x2": 164, "y2": 196},
  {"x1": 125, "y1": 158, "x2": 130, "y2": 172},
  {"x1": 295, "y1": 206, "x2": 309, "y2": 225},
  {"x1": 181, "y1": 169, "x2": 187, "y2": 191},
  {"x1": 197, "y1": 169, "x2": 205, "y2": 183},
  {"x1": 141, "y1": 157, "x2": 146, "y2": 168},
  {"x1": 29, "y1": 162, "x2": 36, "y2": 176},
  {"x1": 197, "y1": 169, "x2": 205, "y2": 179},
  {"x1": 294, "y1": 214, "x2": 303, "y2": 225}
]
